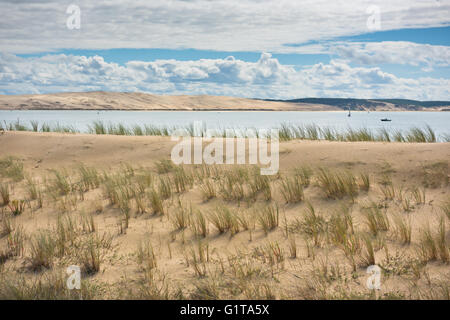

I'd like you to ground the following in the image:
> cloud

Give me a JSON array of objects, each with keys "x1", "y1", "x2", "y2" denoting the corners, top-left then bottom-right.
[
  {"x1": 0, "y1": 1, "x2": 449, "y2": 54},
  {"x1": 1, "y1": 52, "x2": 449, "y2": 100},
  {"x1": 334, "y1": 41, "x2": 450, "y2": 70}
]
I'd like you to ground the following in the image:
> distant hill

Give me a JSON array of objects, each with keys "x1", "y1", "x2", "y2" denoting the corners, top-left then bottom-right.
[{"x1": 263, "y1": 98, "x2": 450, "y2": 111}]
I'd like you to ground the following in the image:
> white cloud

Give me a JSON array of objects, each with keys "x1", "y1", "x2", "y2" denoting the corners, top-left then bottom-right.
[
  {"x1": 0, "y1": 0, "x2": 448, "y2": 54},
  {"x1": 334, "y1": 41, "x2": 450, "y2": 69},
  {"x1": 1, "y1": 52, "x2": 449, "y2": 100}
]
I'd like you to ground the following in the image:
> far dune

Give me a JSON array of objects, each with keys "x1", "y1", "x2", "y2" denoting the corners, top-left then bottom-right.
[{"x1": 0, "y1": 92, "x2": 338, "y2": 111}]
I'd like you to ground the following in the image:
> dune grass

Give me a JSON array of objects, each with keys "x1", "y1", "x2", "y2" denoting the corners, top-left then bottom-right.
[
  {"x1": 1, "y1": 119, "x2": 446, "y2": 142},
  {"x1": 0, "y1": 155, "x2": 449, "y2": 300}
]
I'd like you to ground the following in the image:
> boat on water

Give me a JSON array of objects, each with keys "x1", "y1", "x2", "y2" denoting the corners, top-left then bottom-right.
[{"x1": 380, "y1": 118, "x2": 392, "y2": 122}]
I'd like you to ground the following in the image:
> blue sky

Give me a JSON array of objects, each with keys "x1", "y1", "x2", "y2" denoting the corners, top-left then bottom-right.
[{"x1": 1, "y1": 1, "x2": 449, "y2": 100}]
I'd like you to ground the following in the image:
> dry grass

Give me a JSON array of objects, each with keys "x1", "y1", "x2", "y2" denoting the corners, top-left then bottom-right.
[
  {"x1": 208, "y1": 205, "x2": 240, "y2": 236},
  {"x1": 279, "y1": 175, "x2": 304, "y2": 203},
  {"x1": 199, "y1": 179, "x2": 216, "y2": 201},
  {"x1": 316, "y1": 168, "x2": 358, "y2": 200},
  {"x1": 256, "y1": 204, "x2": 279, "y2": 235},
  {"x1": 28, "y1": 231, "x2": 56, "y2": 271},
  {"x1": 0, "y1": 183, "x2": 10, "y2": 206},
  {"x1": 8, "y1": 200, "x2": 26, "y2": 216},
  {"x1": 416, "y1": 218, "x2": 449, "y2": 264},
  {"x1": 362, "y1": 203, "x2": 390, "y2": 236},
  {"x1": 392, "y1": 213, "x2": 412, "y2": 245}
]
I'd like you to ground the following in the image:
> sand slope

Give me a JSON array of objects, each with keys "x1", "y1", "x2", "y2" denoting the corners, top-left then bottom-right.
[{"x1": 0, "y1": 91, "x2": 338, "y2": 111}]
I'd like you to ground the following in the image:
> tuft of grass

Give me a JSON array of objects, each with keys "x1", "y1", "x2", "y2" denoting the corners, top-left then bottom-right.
[
  {"x1": 219, "y1": 168, "x2": 247, "y2": 203},
  {"x1": 296, "y1": 202, "x2": 326, "y2": 247},
  {"x1": 359, "y1": 173, "x2": 370, "y2": 192},
  {"x1": 208, "y1": 205, "x2": 239, "y2": 236},
  {"x1": 380, "y1": 183, "x2": 396, "y2": 201},
  {"x1": 341, "y1": 232, "x2": 362, "y2": 272},
  {"x1": 0, "y1": 157, "x2": 24, "y2": 182},
  {"x1": 436, "y1": 217, "x2": 449, "y2": 264},
  {"x1": 363, "y1": 203, "x2": 390, "y2": 236},
  {"x1": 158, "y1": 176, "x2": 172, "y2": 200},
  {"x1": 256, "y1": 204, "x2": 279, "y2": 235},
  {"x1": 78, "y1": 234, "x2": 103, "y2": 274},
  {"x1": 288, "y1": 236, "x2": 297, "y2": 259},
  {"x1": 410, "y1": 186, "x2": 426, "y2": 205},
  {"x1": 155, "y1": 159, "x2": 175, "y2": 174},
  {"x1": 255, "y1": 241, "x2": 285, "y2": 268},
  {"x1": 328, "y1": 204, "x2": 355, "y2": 247},
  {"x1": 415, "y1": 218, "x2": 449, "y2": 264},
  {"x1": 80, "y1": 212, "x2": 96, "y2": 234},
  {"x1": 1, "y1": 213, "x2": 14, "y2": 238},
  {"x1": 392, "y1": 214, "x2": 412, "y2": 245},
  {"x1": 88, "y1": 121, "x2": 107, "y2": 135},
  {"x1": 30, "y1": 120, "x2": 39, "y2": 132},
  {"x1": 199, "y1": 179, "x2": 216, "y2": 202},
  {"x1": 28, "y1": 231, "x2": 56, "y2": 271},
  {"x1": 360, "y1": 235, "x2": 376, "y2": 267},
  {"x1": 171, "y1": 200, "x2": 191, "y2": 231},
  {"x1": 78, "y1": 165, "x2": 100, "y2": 192},
  {"x1": 149, "y1": 189, "x2": 165, "y2": 215},
  {"x1": 54, "y1": 214, "x2": 77, "y2": 257},
  {"x1": 172, "y1": 166, "x2": 194, "y2": 193},
  {"x1": 50, "y1": 169, "x2": 72, "y2": 196},
  {"x1": 405, "y1": 125, "x2": 436, "y2": 143},
  {"x1": 279, "y1": 175, "x2": 304, "y2": 203},
  {"x1": 8, "y1": 200, "x2": 26, "y2": 216},
  {"x1": 191, "y1": 209, "x2": 209, "y2": 238},
  {"x1": 0, "y1": 183, "x2": 10, "y2": 206},
  {"x1": 136, "y1": 239, "x2": 157, "y2": 271},
  {"x1": 418, "y1": 225, "x2": 438, "y2": 263},
  {"x1": 6, "y1": 226, "x2": 25, "y2": 258},
  {"x1": 316, "y1": 168, "x2": 358, "y2": 200},
  {"x1": 247, "y1": 167, "x2": 272, "y2": 202},
  {"x1": 25, "y1": 176, "x2": 39, "y2": 201},
  {"x1": 187, "y1": 241, "x2": 209, "y2": 278},
  {"x1": 293, "y1": 166, "x2": 314, "y2": 187}
]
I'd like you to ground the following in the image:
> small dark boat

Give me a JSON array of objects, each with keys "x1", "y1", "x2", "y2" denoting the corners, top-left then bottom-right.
[{"x1": 380, "y1": 118, "x2": 391, "y2": 122}]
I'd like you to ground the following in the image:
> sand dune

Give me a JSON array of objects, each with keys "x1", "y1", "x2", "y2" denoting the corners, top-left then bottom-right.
[
  {"x1": 0, "y1": 91, "x2": 338, "y2": 111},
  {"x1": 0, "y1": 131, "x2": 449, "y2": 299}
]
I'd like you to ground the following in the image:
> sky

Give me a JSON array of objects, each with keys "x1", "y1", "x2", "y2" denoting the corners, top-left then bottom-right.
[{"x1": 0, "y1": 0, "x2": 449, "y2": 100}]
